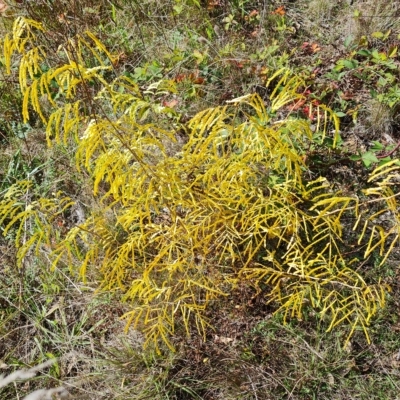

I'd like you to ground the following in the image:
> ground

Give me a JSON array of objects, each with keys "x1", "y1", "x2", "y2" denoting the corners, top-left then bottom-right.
[{"x1": 1, "y1": 0, "x2": 400, "y2": 399}]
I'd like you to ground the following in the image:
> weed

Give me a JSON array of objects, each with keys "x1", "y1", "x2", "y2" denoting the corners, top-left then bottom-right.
[{"x1": 1, "y1": 1, "x2": 400, "y2": 399}]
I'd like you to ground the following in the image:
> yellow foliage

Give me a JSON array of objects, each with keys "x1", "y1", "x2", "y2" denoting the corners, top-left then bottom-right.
[{"x1": 1, "y1": 18, "x2": 398, "y2": 351}]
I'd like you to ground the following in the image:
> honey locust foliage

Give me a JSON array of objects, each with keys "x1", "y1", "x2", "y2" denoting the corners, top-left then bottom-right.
[{"x1": 1, "y1": 18, "x2": 398, "y2": 350}]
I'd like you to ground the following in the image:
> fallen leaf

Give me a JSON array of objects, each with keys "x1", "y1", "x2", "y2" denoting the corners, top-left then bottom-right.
[
  {"x1": 174, "y1": 74, "x2": 186, "y2": 83},
  {"x1": 163, "y1": 99, "x2": 178, "y2": 108},
  {"x1": 0, "y1": 1, "x2": 8, "y2": 13},
  {"x1": 207, "y1": 0, "x2": 222, "y2": 10},
  {"x1": 214, "y1": 335, "x2": 235, "y2": 345},
  {"x1": 272, "y1": 6, "x2": 285, "y2": 16},
  {"x1": 311, "y1": 43, "x2": 321, "y2": 53},
  {"x1": 340, "y1": 91, "x2": 354, "y2": 100}
]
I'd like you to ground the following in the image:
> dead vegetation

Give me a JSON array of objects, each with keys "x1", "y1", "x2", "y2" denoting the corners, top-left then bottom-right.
[{"x1": 1, "y1": 0, "x2": 400, "y2": 399}]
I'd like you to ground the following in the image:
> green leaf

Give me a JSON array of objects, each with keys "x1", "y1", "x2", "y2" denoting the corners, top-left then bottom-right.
[
  {"x1": 344, "y1": 35, "x2": 353, "y2": 48},
  {"x1": 370, "y1": 141, "x2": 384, "y2": 151},
  {"x1": 357, "y1": 49, "x2": 370, "y2": 57},
  {"x1": 333, "y1": 64, "x2": 344, "y2": 72},
  {"x1": 378, "y1": 157, "x2": 392, "y2": 166},
  {"x1": 335, "y1": 112, "x2": 347, "y2": 117},
  {"x1": 377, "y1": 77, "x2": 387, "y2": 87},
  {"x1": 173, "y1": 4, "x2": 183, "y2": 14},
  {"x1": 370, "y1": 140, "x2": 385, "y2": 153},
  {"x1": 361, "y1": 151, "x2": 379, "y2": 167},
  {"x1": 343, "y1": 59, "x2": 356, "y2": 69},
  {"x1": 371, "y1": 50, "x2": 381, "y2": 60},
  {"x1": 385, "y1": 72, "x2": 395, "y2": 83}
]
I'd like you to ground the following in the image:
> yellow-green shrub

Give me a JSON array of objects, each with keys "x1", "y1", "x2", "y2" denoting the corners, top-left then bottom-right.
[{"x1": 1, "y1": 17, "x2": 398, "y2": 351}]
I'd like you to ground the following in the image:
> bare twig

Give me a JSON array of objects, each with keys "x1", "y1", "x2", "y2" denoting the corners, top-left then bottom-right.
[
  {"x1": 376, "y1": 140, "x2": 400, "y2": 159},
  {"x1": 0, "y1": 359, "x2": 70, "y2": 399},
  {"x1": 0, "y1": 359, "x2": 56, "y2": 388}
]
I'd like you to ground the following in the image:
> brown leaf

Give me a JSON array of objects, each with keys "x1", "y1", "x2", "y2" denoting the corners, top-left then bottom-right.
[
  {"x1": 0, "y1": 1, "x2": 8, "y2": 13},
  {"x1": 163, "y1": 99, "x2": 178, "y2": 108},
  {"x1": 249, "y1": 10, "x2": 259, "y2": 18},
  {"x1": 214, "y1": 335, "x2": 235, "y2": 345},
  {"x1": 340, "y1": 91, "x2": 354, "y2": 100},
  {"x1": 272, "y1": 6, "x2": 285, "y2": 16}
]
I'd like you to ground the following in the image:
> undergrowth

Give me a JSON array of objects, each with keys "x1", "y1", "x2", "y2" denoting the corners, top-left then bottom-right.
[
  {"x1": 1, "y1": 1, "x2": 400, "y2": 399},
  {"x1": 1, "y1": 15, "x2": 399, "y2": 351}
]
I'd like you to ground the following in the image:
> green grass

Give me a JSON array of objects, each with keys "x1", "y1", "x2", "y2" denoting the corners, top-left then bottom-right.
[{"x1": 1, "y1": 0, "x2": 400, "y2": 398}]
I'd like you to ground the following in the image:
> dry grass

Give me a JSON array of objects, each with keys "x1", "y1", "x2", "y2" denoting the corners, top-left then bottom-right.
[{"x1": 1, "y1": 0, "x2": 400, "y2": 399}]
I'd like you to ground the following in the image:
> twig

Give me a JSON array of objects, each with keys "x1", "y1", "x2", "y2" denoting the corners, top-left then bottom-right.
[
  {"x1": 376, "y1": 140, "x2": 400, "y2": 159},
  {"x1": 0, "y1": 359, "x2": 56, "y2": 389}
]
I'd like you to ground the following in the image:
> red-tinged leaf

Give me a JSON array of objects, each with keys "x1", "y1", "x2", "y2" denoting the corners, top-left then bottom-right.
[
  {"x1": 207, "y1": 0, "x2": 222, "y2": 10},
  {"x1": 290, "y1": 99, "x2": 306, "y2": 110},
  {"x1": 311, "y1": 43, "x2": 321, "y2": 53},
  {"x1": 272, "y1": 6, "x2": 285, "y2": 16},
  {"x1": 0, "y1": 0, "x2": 8, "y2": 12},
  {"x1": 174, "y1": 74, "x2": 186, "y2": 82},
  {"x1": 340, "y1": 91, "x2": 354, "y2": 100},
  {"x1": 163, "y1": 99, "x2": 178, "y2": 108}
]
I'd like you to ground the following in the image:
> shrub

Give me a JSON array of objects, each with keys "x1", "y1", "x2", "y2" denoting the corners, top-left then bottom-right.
[{"x1": 1, "y1": 17, "x2": 398, "y2": 351}]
